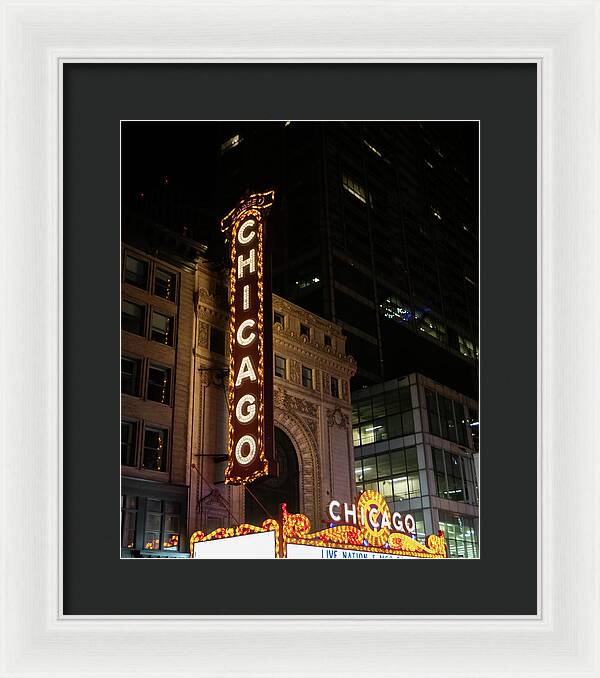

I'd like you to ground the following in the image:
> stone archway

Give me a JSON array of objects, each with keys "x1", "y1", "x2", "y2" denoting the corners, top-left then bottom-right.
[{"x1": 273, "y1": 407, "x2": 321, "y2": 526}]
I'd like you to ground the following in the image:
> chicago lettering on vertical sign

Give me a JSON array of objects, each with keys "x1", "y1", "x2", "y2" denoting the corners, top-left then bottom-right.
[{"x1": 221, "y1": 191, "x2": 276, "y2": 484}]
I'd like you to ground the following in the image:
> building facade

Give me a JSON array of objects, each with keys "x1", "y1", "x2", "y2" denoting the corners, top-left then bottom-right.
[
  {"x1": 352, "y1": 373, "x2": 479, "y2": 558},
  {"x1": 214, "y1": 122, "x2": 478, "y2": 397},
  {"x1": 188, "y1": 262, "x2": 357, "y2": 535},
  {"x1": 120, "y1": 239, "x2": 200, "y2": 557}
]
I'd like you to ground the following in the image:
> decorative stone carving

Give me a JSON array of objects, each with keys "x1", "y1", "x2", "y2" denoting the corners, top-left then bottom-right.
[
  {"x1": 289, "y1": 360, "x2": 301, "y2": 384},
  {"x1": 327, "y1": 407, "x2": 349, "y2": 429},
  {"x1": 342, "y1": 379, "x2": 350, "y2": 402},
  {"x1": 197, "y1": 321, "x2": 209, "y2": 347},
  {"x1": 273, "y1": 386, "x2": 318, "y2": 419},
  {"x1": 274, "y1": 408, "x2": 321, "y2": 525}
]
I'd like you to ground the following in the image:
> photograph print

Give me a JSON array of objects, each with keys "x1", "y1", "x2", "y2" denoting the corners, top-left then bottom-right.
[{"x1": 120, "y1": 121, "x2": 479, "y2": 560}]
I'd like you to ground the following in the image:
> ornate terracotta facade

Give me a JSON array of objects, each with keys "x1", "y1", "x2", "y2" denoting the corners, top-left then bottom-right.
[{"x1": 189, "y1": 263, "x2": 356, "y2": 535}]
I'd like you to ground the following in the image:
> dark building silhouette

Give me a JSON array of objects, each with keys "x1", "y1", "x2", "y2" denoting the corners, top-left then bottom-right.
[
  {"x1": 214, "y1": 122, "x2": 478, "y2": 397},
  {"x1": 122, "y1": 121, "x2": 478, "y2": 397}
]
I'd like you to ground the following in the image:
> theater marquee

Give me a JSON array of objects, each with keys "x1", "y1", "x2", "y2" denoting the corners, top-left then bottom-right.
[{"x1": 221, "y1": 191, "x2": 276, "y2": 485}]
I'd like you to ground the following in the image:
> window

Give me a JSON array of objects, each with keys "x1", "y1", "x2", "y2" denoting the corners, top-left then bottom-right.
[
  {"x1": 324, "y1": 334, "x2": 332, "y2": 347},
  {"x1": 426, "y1": 390, "x2": 469, "y2": 446},
  {"x1": 151, "y1": 311, "x2": 174, "y2": 346},
  {"x1": 459, "y1": 336, "x2": 478, "y2": 360},
  {"x1": 209, "y1": 327, "x2": 225, "y2": 355},
  {"x1": 121, "y1": 357, "x2": 141, "y2": 396},
  {"x1": 154, "y1": 268, "x2": 176, "y2": 301},
  {"x1": 300, "y1": 323, "x2": 310, "y2": 338},
  {"x1": 124, "y1": 254, "x2": 148, "y2": 289},
  {"x1": 352, "y1": 383, "x2": 414, "y2": 446},
  {"x1": 354, "y1": 446, "x2": 422, "y2": 506},
  {"x1": 275, "y1": 355, "x2": 286, "y2": 379},
  {"x1": 331, "y1": 376, "x2": 340, "y2": 398},
  {"x1": 143, "y1": 499, "x2": 181, "y2": 551},
  {"x1": 220, "y1": 134, "x2": 242, "y2": 153},
  {"x1": 432, "y1": 447, "x2": 478, "y2": 506},
  {"x1": 147, "y1": 365, "x2": 172, "y2": 405},
  {"x1": 273, "y1": 311, "x2": 285, "y2": 327},
  {"x1": 121, "y1": 421, "x2": 136, "y2": 466},
  {"x1": 342, "y1": 174, "x2": 367, "y2": 204},
  {"x1": 122, "y1": 300, "x2": 145, "y2": 336},
  {"x1": 143, "y1": 427, "x2": 168, "y2": 471},
  {"x1": 121, "y1": 495, "x2": 138, "y2": 549},
  {"x1": 302, "y1": 366, "x2": 313, "y2": 389},
  {"x1": 438, "y1": 510, "x2": 479, "y2": 558}
]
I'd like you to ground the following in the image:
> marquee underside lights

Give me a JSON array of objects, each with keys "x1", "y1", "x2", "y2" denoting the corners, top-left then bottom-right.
[
  {"x1": 191, "y1": 490, "x2": 447, "y2": 559},
  {"x1": 221, "y1": 191, "x2": 276, "y2": 485}
]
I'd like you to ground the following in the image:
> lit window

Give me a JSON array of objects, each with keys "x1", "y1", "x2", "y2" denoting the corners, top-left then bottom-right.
[
  {"x1": 121, "y1": 357, "x2": 141, "y2": 396},
  {"x1": 342, "y1": 174, "x2": 367, "y2": 204},
  {"x1": 124, "y1": 254, "x2": 148, "y2": 289},
  {"x1": 220, "y1": 134, "x2": 242, "y2": 154},
  {"x1": 275, "y1": 355, "x2": 286, "y2": 379},
  {"x1": 417, "y1": 315, "x2": 446, "y2": 343},
  {"x1": 151, "y1": 311, "x2": 174, "y2": 346},
  {"x1": 363, "y1": 140, "x2": 382, "y2": 158},
  {"x1": 302, "y1": 366, "x2": 313, "y2": 389},
  {"x1": 143, "y1": 427, "x2": 168, "y2": 471},
  {"x1": 147, "y1": 365, "x2": 171, "y2": 405},
  {"x1": 459, "y1": 336, "x2": 478, "y2": 360},
  {"x1": 122, "y1": 300, "x2": 145, "y2": 336},
  {"x1": 143, "y1": 499, "x2": 181, "y2": 552},
  {"x1": 380, "y1": 296, "x2": 412, "y2": 323},
  {"x1": 154, "y1": 268, "x2": 177, "y2": 301},
  {"x1": 295, "y1": 277, "x2": 320, "y2": 289}
]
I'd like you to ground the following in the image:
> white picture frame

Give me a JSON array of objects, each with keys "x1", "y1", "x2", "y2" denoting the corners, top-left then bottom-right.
[{"x1": 1, "y1": 1, "x2": 598, "y2": 676}]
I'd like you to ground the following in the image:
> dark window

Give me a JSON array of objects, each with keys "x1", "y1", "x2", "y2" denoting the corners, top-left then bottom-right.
[
  {"x1": 274, "y1": 311, "x2": 285, "y2": 327},
  {"x1": 300, "y1": 323, "x2": 310, "y2": 338},
  {"x1": 124, "y1": 254, "x2": 148, "y2": 289},
  {"x1": 143, "y1": 427, "x2": 168, "y2": 471},
  {"x1": 121, "y1": 495, "x2": 138, "y2": 549},
  {"x1": 147, "y1": 365, "x2": 172, "y2": 405},
  {"x1": 275, "y1": 355, "x2": 286, "y2": 379},
  {"x1": 121, "y1": 421, "x2": 136, "y2": 466},
  {"x1": 302, "y1": 366, "x2": 313, "y2": 388},
  {"x1": 122, "y1": 300, "x2": 145, "y2": 336},
  {"x1": 324, "y1": 334, "x2": 332, "y2": 347},
  {"x1": 154, "y1": 268, "x2": 176, "y2": 301},
  {"x1": 121, "y1": 357, "x2": 141, "y2": 396},
  {"x1": 209, "y1": 327, "x2": 225, "y2": 355},
  {"x1": 151, "y1": 311, "x2": 174, "y2": 346},
  {"x1": 432, "y1": 447, "x2": 478, "y2": 506},
  {"x1": 331, "y1": 376, "x2": 340, "y2": 398},
  {"x1": 426, "y1": 390, "x2": 469, "y2": 446}
]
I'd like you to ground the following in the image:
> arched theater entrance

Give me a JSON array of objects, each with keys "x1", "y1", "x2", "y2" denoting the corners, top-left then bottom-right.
[{"x1": 244, "y1": 427, "x2": 300, "y2": 525}]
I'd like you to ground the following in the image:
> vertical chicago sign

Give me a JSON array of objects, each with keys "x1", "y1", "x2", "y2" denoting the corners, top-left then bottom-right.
[{"x1": 221, "y1": 191, "x2": 276, "y2": 485}]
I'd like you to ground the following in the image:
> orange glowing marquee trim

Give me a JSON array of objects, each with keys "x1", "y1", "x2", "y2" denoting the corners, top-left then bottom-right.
[
  {"x1": 281, "y1": 503, "x2": 447, "y2": 559},
  {"x1": 190, "y1": 490, "x2": 447, "y2": 559},
  {"x1": 190, "y1": 518, "x2": 280, "y2": 558},
  {"x1": 221, "y1": 190, "x2": 276, "y2": 485}
]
